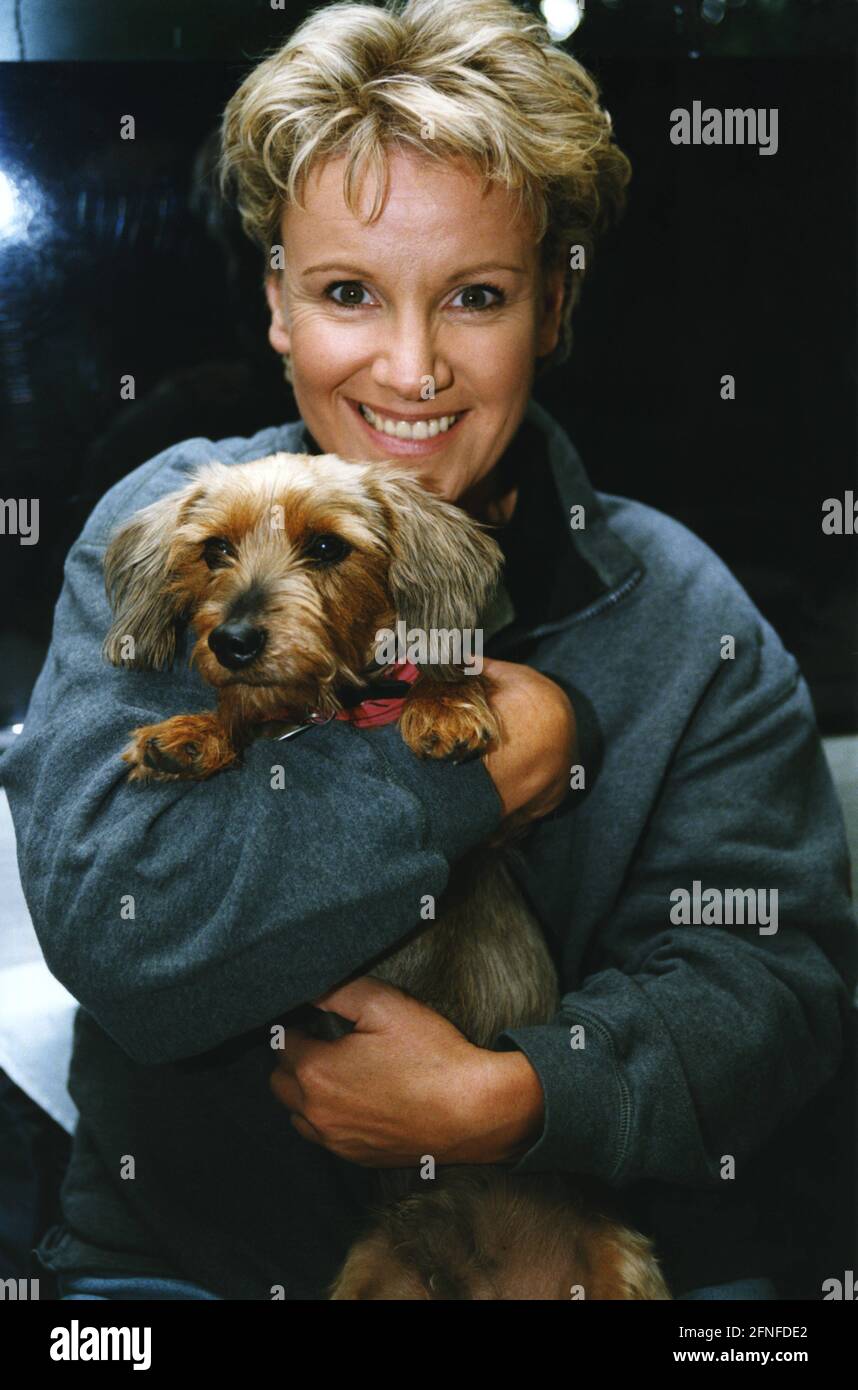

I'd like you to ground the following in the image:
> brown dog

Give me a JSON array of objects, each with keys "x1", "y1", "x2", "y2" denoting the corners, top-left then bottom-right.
[{"x1": 102, "y1": 450, "x2": 670, "y2": 1300}]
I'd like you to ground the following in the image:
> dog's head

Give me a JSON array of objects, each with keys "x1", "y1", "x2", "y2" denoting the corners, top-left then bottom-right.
[{"x1": 102, "y1": 452, "x2": 501, "y2": 705}]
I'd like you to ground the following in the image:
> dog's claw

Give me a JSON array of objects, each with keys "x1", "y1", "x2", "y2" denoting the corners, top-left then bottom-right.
[
  {"x1": 451, "y1": 739, "x2": 486, "y2": 765},
  {"x1": 123, "y1": 714, "x2": 238, "y2": 782},
  {"x1": 142, "y1": 738, "x2": 193, "y2": 774},
  {"x1": 400, "y1": 689, "x2": 498, "y2": 762}
]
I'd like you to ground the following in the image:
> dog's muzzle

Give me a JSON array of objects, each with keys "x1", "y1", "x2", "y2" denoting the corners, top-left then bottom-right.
[{"x1": 208, "y1": 622, "x2": 267, "y2": 670}]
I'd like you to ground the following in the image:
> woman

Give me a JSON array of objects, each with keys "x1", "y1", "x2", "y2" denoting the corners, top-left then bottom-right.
[{"x1": 3, "y1": 0, "x2": 854, "y2": 1301}]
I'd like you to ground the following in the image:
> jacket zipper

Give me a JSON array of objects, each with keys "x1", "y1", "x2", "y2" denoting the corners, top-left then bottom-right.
[
  {"x1": 490, "y1": 566, "x2": 644, "y2": 655},
  {"x1": 563, "y1": 567, "x2": 644, "y2": 630}
]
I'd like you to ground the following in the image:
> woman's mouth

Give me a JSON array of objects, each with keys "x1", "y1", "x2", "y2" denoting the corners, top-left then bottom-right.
[{"x1": 347, "y1": 398, "x2": 466, "y2": 454}]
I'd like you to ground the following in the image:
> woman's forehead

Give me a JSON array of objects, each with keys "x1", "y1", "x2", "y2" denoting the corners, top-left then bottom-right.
[{"x1": 279, "y1": 149, "x2": 540, "y2": 270}]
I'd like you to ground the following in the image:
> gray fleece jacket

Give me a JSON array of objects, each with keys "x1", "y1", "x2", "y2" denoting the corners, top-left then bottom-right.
[{"x1": 2, "y1": 397, "x2": 855, "y2": 1299}]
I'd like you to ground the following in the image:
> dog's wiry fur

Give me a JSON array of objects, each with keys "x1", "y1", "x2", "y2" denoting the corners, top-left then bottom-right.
[
  {"x1": 331, "y1": 1170, "x2": 670, "y2": 1300},
  {"x1": 103, "y1": 450, "x2": 670, "y2": 1300},
  {"x1": 104, "y1": 453, "x2": 501, "y2": 775}
]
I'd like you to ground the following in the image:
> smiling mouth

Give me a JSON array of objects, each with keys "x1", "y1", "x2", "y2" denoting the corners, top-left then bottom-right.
[{"x1": 354, "y1": 400, "x2": 464, "y2": 441}]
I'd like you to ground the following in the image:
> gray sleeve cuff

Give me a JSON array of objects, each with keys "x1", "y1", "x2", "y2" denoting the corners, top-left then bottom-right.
[{"x1": 494, "y1": 1009, "x2": 628, "y2": 1180}]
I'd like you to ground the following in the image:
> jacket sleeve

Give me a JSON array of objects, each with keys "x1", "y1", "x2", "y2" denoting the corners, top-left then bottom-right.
[
  {"x1": 496, "y1": 619, "x2": 857, "y2": 1187},
  {"x1": 1, "y1": 526, "x2": 501, "y2": 1067}
]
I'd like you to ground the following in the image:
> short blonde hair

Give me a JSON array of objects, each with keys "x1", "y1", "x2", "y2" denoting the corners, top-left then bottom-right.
[{"x1": 219, "y1": 0, "x2": 631, "y2": 377}]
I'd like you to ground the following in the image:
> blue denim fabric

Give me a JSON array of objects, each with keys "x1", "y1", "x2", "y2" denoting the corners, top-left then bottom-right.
[
  {"x1": 680, "y1": 1277, "x2": 778, "y2": 1301},
  {"x1": 58, "y1": 1272, "x2": 223, "y2": 1300}
]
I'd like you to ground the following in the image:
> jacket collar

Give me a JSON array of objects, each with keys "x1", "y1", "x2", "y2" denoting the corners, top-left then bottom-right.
[
  {"x1": 523, "y1": 398, "x2": 641, "y2": 598},
  {"x1": 294, "y1": 397, "x2": 643, "y2": 639}
]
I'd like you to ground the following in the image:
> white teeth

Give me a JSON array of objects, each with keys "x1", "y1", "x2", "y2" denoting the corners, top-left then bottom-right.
[{"x1": 359, "y1": 403, "x2": 459, "y2": 440}]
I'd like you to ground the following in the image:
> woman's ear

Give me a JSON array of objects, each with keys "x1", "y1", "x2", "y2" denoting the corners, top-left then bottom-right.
[
  {"x1": 369, "y1": 470, "x2": 503, "y2": 676},
  {"x1": 265, "y1": 271, "x2": 291, "y2": 356},
  {"x1": 536, "y1": 260, "x2": 567, "y2": 358},
  {"x1": 102, "y1": 479, "x2": 207, "y2": 670}
]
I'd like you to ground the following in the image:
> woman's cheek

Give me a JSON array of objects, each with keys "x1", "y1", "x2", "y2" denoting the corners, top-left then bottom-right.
[{"x1": 295, "y1": 318, "x2": 359, "y2": 376}]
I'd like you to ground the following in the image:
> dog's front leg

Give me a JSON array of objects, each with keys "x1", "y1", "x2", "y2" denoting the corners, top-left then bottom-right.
[
  {"x1": 121, "y1": 710, "x2": 241, "y2": 783},
  {"x1": 398, "y1": 673, "x2": 500, "y2": 761}
]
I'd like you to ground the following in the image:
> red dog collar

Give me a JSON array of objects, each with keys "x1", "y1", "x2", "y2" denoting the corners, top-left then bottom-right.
[
  {"x1": 333, "y1": 660, "x2": 420, "y2": 727},
  {"x1": 265, "y1": 661, "x2": 420, "y2": 735}
]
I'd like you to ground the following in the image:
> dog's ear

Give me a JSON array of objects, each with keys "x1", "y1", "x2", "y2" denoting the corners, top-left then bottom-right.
[
  {"x1": 368, "y1": 470, "x2": 503, "y2": 670},
  {"x1": 102, "y1": 478, "x2": 207, "y2": 670},
  {"x1": 589, "y1": 1230, "x2": 672, "y2": 1301}
]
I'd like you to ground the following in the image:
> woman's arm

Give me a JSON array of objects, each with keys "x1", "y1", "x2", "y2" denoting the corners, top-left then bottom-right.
[
  {"x1": 270, "y1": 615, "x2": 855, "y2": 1181},
  {"x1": 0, "y1": 486, "x2": 573, "y2": 1068},
  {"x1": 494, "y1": 621, "x2": 856, "y2": 1187}
]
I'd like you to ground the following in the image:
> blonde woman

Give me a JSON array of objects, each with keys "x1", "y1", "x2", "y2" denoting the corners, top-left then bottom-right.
[{"x1": 4, "y1": 0, "x2": 853, "y2": 1301}]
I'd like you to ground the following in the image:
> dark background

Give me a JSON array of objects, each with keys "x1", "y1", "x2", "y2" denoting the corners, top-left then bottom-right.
[{"x1": 0, "y1": 0, "x2": 855, "y2": 734}]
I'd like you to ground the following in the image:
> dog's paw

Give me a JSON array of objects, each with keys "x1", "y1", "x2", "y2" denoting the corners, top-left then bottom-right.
[
  {"x1": 121, "y1": 714, "x2": 237, "y2": 782},
  {"x1": 399, "y1": 682, "x2": 499, "y2": 761}
]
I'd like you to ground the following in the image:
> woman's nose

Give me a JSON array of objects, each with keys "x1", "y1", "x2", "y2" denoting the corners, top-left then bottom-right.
[{"x1": 369, "y1": 319, "x2": 450, "y2": 399}]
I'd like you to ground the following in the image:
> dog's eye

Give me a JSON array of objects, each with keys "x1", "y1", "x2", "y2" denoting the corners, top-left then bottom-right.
[
  {"x1": 304, "y1": 533, "x2": 351, "y2": 566},
  {"x1": 203, "y1": 537, "x2": 234, "y2": 569}
]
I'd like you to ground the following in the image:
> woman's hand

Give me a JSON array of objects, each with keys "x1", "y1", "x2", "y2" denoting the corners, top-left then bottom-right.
[
  {"x1": 270, "y1": 977, "x2": 545, "y2": 1167},
  {"x1": 481, "y1": 657, "x2": 577, "y2": 823},
  {"x1": 269, "y1": 660, "x2": 569, "y2": 1165}
]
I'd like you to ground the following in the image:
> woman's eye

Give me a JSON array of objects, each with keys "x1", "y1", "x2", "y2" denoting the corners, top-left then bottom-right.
[
  {"x1": 324, "y1": 281, "x2": 505, "y2": 313},
  {"x1": 450, "y1": 282, "x2": 506, "y2": 312},
  {"x1": 304, "y1": 533, "x2": 351, "y2": 566},
  {"x1": 325, "y1": 281, "x2": 372, "y2": 310},
  {"x1": 203, "y1": 537, "x2": 233, "y2": 569}
]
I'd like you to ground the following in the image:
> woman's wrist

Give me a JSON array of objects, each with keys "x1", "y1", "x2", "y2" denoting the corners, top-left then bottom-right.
[{"x1": 444, "y1": 1046, "x2": 545, "y2": 1165}]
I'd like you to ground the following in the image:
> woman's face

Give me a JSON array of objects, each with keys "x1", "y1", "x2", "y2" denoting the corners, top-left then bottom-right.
[{"x1": 265, "y1": 149, "x2": 565, "y2": 509}]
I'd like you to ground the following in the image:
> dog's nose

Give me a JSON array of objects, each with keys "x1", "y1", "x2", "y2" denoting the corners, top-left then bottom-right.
[{"x1": 208, "y1": 622, "x2": 267, "y2": 670}]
